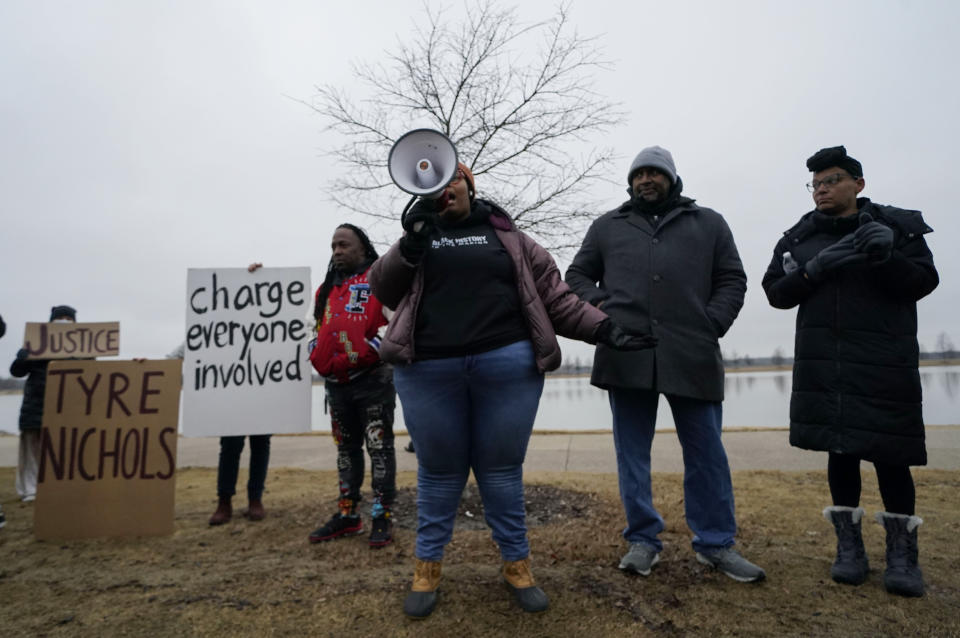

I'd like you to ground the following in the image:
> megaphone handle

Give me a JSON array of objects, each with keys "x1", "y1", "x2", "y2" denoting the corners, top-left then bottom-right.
[
  {"x1": 400, "y1": 195, "x2": 419, "y2": 231},
  {"x1": 401, "y1": 195, "x2": 418, "y2": 217}
]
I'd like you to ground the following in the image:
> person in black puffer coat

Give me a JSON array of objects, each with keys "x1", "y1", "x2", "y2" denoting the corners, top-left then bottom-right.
[
  {"x1": 10, "y1": 305, "x2": 78, "y2": 502},
  {"x1": 762, "y1": 146, "x2": 938, "y2": 598}
]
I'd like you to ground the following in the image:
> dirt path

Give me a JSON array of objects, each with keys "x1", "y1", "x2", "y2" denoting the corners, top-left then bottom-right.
[{"x1": 4, "y1": 426, "x2": 959, "y2": 473}]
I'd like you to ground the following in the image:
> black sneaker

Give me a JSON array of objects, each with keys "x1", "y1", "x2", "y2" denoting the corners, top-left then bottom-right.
[
  {"x1": 308, "y1": 513, "x2": 363, "y2": 543},
  {"x1": 369, "y1": 514, "x2": 393, "y2": 548}
]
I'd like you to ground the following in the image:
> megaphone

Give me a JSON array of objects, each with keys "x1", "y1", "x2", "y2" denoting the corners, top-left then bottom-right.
[{"x1": 388, "y1": 129, "x2": 458, "y2": 198}]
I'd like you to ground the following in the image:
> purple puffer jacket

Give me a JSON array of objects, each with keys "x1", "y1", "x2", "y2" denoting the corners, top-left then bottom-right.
[{"x1": 369, "y1": 201, "x2": 606, "y2": 373}]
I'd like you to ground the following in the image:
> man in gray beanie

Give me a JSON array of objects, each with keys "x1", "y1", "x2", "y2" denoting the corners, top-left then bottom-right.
[{"x1": 566, "y1": 147, "x2": 765, "y2": 583}]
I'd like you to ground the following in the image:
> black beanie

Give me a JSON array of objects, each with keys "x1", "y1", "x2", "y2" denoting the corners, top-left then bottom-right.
[
  {"x1": 50, "y1": 305, "x2": 77, "y2": 321},
  {"x1": 806, "y1": 145, "x2": 863, "y2": 177}
]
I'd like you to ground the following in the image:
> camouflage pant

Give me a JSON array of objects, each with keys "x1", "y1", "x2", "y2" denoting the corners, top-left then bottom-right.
[{"x1": 325, "y1": 364, "x2": 397, "y2": 517}]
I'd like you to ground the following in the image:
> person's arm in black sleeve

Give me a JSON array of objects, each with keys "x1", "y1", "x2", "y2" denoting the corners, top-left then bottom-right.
[
  {"x1": 705, "y1": 218, "x2": 747, "y2": 337},
  {"x1": 10, "y1": 348, "x2": 40, "y2": 377},
  {"x1": 867, "y1": 233, "x2": 938, "y2": 302},
  {"x1": 762, "y1": 238, "x2": 819, "y2": 310},
  {"x1": 564, "y1": 221, "x2": 609, "y2": 307}
]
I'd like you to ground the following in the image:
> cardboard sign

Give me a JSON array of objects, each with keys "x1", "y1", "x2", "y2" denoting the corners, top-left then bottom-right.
[
  {"x1": 181, "y1": 267, "x2": 312, "y2": 436},
  {"x1": 34, "y1": 360, "x2": 182, "y2": 540},
  {"x1": 23, "y1": 322, "x2": 120, "y2": 359}
]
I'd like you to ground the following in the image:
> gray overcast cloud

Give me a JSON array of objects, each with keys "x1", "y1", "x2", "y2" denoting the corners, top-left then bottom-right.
[{"x1": 1, "y1": 0, "x2": 956, "y2": 369}]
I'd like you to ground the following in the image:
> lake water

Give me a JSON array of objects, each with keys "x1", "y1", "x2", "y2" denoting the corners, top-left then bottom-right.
[{"x1": 2, "y1": 366, "x2": 958, "y2": 435}]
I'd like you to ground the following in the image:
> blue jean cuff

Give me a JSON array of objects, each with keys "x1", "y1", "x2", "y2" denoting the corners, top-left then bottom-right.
[{"x1": 693, "y1": 541, "x2": 735, "y2": 555}]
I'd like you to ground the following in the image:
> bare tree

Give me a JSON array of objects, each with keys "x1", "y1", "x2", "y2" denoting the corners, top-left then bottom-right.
[{"x1": 307, "y1": 1, "x2": 623, "y2": 253}]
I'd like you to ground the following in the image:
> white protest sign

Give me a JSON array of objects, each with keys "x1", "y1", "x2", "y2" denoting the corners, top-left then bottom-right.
[{"x1": 181, "y1": 267, "x2": 312, "y2": 436}]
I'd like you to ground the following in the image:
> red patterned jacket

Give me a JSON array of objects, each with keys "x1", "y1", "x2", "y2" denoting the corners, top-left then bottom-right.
[{"x1": 309, "y1": 267, "x2": 388, "y2": 383}]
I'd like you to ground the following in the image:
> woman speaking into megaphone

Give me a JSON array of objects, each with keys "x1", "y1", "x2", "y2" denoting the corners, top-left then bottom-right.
[{"x1": 370, "y1": 134, "x2": 656, "y2": 619}]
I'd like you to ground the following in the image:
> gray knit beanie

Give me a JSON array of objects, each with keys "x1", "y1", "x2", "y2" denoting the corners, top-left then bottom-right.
[{"x1": 627, "y1": 146, "x2": 677, "y2": 185}]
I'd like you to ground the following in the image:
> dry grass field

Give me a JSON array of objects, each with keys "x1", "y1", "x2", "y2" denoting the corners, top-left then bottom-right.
[{"x1": 1, "y1": 466, "x2": 958, "y2": 637}]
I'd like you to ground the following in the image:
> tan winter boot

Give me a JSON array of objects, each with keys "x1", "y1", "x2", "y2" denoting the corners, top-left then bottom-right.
[
  {"x1": 503, "y1": 557, "x2": 549, "y2": 613},
  {"x1": 208, "y1": 497, "x2": 232, "y2": 526},
  {"x1": 403, "y1": 559, "x2": 442, "y2": 619}
]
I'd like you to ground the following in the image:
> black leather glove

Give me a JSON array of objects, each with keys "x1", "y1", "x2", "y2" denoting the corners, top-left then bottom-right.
[
  {"x1": 16, "y1": 348, "x2": 28, "y2": 361},
  {"x1": 854, "y1": 220, "x2": 893, "y2": 261},
  {"x1": 804, "y1": 233, "x2": 868, "y2": 283},
  {"x1": 594, "y1": 319, "x2": 658, "y2": 351},
  {"x1": 399, "y1": 199, "x2": 439, "y2": 263}
]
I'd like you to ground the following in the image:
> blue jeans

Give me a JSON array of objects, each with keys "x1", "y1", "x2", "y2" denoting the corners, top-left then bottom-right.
[
  {"x1": 394, "y1": 340, "x2": 544, "y2": 562},
  {"x1": 609, "y1": 388, "x2": 736, "y2": 554},
  {"x1": 217, "y1": 435, "x2": 271, "y2": 500}
]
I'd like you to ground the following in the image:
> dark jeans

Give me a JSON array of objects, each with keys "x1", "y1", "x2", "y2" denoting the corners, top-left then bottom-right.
[
  {"x1": 609, "y1": 388, "x2": 737, "y2": 554},
  {"x1": 216, "y1": 435, "x2": 271, "y2": 500},
  {"x1": 828, "y1": 452, "x2": 916, "y2": 515},
  {"x1": 325, "y1": 364, "x2": 397, "y2": 517}
]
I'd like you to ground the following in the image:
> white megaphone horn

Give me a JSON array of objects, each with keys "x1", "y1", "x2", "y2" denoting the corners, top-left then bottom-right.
[{"x1": 388, "y1": 129, "x2": 459, "y2": 198}]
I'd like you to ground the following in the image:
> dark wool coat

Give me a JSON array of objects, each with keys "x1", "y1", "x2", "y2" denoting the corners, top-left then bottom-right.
[
  {"x1": 10, "y1": 355, "x2": 49, "y2": 431},
  {"x1": 762, "y1": 199, "x2": 938, "y2": 466},
  {"x1": 370, "y1": 199, "x2": 607, "y2": 373},
  {"x1": 565, "y1": 198, "x2": 746, "y2": 401}
]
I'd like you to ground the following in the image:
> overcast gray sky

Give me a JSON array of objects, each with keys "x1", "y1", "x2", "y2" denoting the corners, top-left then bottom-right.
[{"x1": 1, "y1": 0, "x2": 956, "y2": 370}]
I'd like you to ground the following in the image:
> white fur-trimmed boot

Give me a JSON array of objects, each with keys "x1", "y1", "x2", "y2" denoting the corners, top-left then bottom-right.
[
  {"x1": 875, "y1": 512, "x2": 924, "y2": 597},
  {"x1": 823, "y1": 506, "x2": 869, "y2": 585}
]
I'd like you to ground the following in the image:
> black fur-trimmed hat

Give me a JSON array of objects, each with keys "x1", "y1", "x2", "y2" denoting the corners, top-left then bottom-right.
[{"x1": 806, "y1": 145, "x2": 863, "y2": 177}]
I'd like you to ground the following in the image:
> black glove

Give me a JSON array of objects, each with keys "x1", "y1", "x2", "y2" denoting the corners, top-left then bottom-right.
[
  {"x1": 804, "y1": 233, "x2": 868, "y2": 283},
  {"x1": 853, "y1": 220, "x2": 893, "y2": 261},
  {"x1": 399, "y1": 198, "x2": 439, "y2": 263},
  {"x1": 595, "y1": 319, "x2": 658, "y2": 351},
  {"x1": 16, "y1": 348, "x2": 28, "y2": 361}
]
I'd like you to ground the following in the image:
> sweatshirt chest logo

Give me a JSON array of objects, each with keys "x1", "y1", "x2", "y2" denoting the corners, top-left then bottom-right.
[
  {"x1": 432, "y1": 235, "x2": 489, "y2": 249},
  {"x1": 345, "y1": 283, "x2": 372, "y2": 314}
]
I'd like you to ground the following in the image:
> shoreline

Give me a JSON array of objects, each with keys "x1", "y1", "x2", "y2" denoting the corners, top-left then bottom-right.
[
  {"x1": 2, "y1": 424, "x2": 959, "y2": 438},
  {"x1": 1, "y1": 359, "x2": 956, "y2": 394}
]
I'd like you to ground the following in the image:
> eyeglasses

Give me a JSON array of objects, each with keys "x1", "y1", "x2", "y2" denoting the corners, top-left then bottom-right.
[{"x1": 806, "y1": 172, "x2": 851, "y2": 192}]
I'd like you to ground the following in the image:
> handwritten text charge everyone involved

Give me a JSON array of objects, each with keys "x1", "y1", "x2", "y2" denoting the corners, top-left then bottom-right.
[{"x1": 186, "y1": 273, "x2": 308, "y2": 390}]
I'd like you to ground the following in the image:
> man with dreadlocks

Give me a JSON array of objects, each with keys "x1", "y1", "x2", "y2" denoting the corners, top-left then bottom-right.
[{"x1": 308, "y1": 223, "x2": 398, "y2": 548}]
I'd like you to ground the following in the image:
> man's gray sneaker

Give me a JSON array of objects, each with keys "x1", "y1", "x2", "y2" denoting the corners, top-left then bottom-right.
[
  {"x1": 619, "y1": 543, "x2": 660, "y2": 576},
  {"x1": 695, "y1": 547, "x2": 765, "y2": 583}
]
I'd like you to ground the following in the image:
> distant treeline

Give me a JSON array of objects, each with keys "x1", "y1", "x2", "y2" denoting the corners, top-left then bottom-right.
[
  {"x1": 0, "y1": 377, "x2": 25, "y2": 390},
  {"x1": 549, "y1": 349, "x2": 959, "y2": 376}
]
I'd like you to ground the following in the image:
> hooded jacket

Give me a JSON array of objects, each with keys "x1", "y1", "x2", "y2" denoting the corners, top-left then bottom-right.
[
  {"x1": 762, "y1": 199, "x2": 938, "y2": 465},
  {"x1": 369, "y1": 199, "x2": 606, "y2": 372}
]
